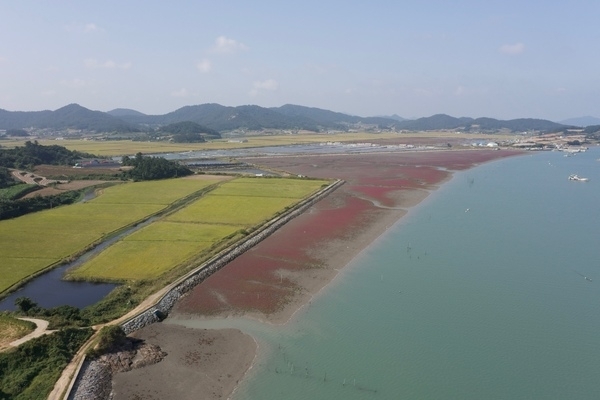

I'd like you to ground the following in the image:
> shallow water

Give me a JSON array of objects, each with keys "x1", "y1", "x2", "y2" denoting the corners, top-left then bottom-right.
[
  {"x1": 0, "y1": 217, "x2": 160, "y2": 311},
  {"x1": 170, "y1": 147, "x2": 600, "y2": 399}
]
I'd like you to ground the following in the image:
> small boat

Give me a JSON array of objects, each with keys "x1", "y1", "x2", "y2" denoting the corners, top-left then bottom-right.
[{"x1": 568, "y1": 174, "x2": 589, "y2": 182}]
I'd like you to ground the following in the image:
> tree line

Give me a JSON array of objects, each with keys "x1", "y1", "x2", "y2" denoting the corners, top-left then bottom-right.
[
  {"x1": 0, "y1": 140, "x2": 96, "y2": 169},
  {"x1": 121, "y1": 152, "x2": 193, "y2": 180},
  {"x1": 0, "y1": 189, "x2": 84, "y2": 220}
]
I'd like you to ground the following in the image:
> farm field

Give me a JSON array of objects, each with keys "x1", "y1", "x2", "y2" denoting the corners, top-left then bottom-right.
[
  {"x1": 0, "y1": 131, "x2": 514, "y2": 157},
  {"x1": 0, "y1": 176, "x2": 226, "y2": 295},
  {"x1": 70, "y1": 222, "x2": 239, "y2": 280},
  {"x1": 69, "y1": 177, "x2": 329, "y2": 281}
]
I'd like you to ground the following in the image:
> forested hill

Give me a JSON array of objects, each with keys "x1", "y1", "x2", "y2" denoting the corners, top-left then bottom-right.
[
  {"x1": 0, "y1": 141, "x2": 96, "y2": 169},
  {"x1": 0, "y1": 103, "x2": 572, "y2": 133}
]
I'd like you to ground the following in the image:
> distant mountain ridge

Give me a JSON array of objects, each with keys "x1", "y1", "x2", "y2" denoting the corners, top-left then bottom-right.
[
  {"x1": 0, "y1": 103, "x2": 572, "y2": 134},
  {"x1": 558, "y1": 116, "x2": 600, "y2": 127}
]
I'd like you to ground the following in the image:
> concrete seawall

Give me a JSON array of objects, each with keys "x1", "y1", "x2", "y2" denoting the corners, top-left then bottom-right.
[{"x1": 68, "y1": 179, "x2": 343, "y2": 399}]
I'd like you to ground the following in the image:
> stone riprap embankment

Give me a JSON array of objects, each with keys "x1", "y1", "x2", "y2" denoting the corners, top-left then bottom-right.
[{"x1": 67, "y1": 179, "x2": 342, "y2": 400}]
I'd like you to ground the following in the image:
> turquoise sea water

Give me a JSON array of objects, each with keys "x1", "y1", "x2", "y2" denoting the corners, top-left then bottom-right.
[{"x1": 170, "y1": 148, "x2": 600, "y2": 399}]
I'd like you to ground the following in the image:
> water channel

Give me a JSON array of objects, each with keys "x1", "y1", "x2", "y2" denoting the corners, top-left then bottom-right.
[{"x1": 0, "y1": 217, "x2": 158, "y2": 311}]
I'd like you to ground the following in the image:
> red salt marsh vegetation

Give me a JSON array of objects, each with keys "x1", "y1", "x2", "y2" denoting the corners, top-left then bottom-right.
[
  {"x1": 113, "y1": 149, "x2": 522, "y2": 400},
  {"x1": 173, "y1": 149, "x2": 521, "y2": 322}
]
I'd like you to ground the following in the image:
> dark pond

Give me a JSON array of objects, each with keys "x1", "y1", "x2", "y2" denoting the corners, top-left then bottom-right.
[{"x1": 0, "y1": 265, "x2": 117, "y2": 311}]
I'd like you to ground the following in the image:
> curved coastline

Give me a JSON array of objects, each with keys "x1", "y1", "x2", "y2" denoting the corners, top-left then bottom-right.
[{"x1": 107, "y1": 149, "x2": 523, "y2": 400}]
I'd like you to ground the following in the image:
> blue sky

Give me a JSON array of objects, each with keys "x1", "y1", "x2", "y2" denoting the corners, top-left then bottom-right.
[{"x1": 1, "y1": 1, "x2": 598, "y2": 120}]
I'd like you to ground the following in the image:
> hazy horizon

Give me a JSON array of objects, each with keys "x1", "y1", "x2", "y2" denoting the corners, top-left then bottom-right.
[{"x1": 1, "y1": 1, "x2": 599, "y2": 121}]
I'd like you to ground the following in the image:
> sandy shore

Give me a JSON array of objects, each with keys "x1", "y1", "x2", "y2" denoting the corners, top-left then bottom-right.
[
  {"x1": 110, "y1": 324, "x2": 256, "y2": 400},
  {"x1": 112, "y1": 149, "x2": 522, "y2": 399}
]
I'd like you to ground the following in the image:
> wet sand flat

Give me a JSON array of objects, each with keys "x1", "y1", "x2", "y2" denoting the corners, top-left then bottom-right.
[{"x1": 115, "y1": 149, "x2": 521, "y2": 399}]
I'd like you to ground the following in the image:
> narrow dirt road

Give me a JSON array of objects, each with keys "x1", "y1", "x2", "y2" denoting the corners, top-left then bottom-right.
[{"x1": 9, "y1": 317, "x2": 54, "y2": 347}]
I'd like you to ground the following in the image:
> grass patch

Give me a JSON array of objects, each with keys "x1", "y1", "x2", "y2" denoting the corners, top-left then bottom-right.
[{"x1": 0, "y1": 314, "x2": 35, "y2": 351}]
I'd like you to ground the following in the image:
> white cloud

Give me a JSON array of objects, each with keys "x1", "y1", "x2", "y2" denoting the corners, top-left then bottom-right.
[
  {"x1": 499, "y1": 42, "x2": 525, "y2": 55},
  {"x1": 196, "y1": 59, "x2": 211, "y2": 73},
  {"x1": 41, "y1": 90, "x2": 56, "y2": 97},
  {"x1": 212, "y1": 36, "x2": 249, "y2": 54},
  {"x1": 171, "y1": 88, "x2": 189, "y2": 97},
  {"x1": 455, "y1": 85, "x2": 466, "y2": 96},
  {"x1": 249, "y1": 79, "x2": 278, "y2": 96},
  {"x1": 84, "y1": 59, "x2": 132, "y2": 69}
]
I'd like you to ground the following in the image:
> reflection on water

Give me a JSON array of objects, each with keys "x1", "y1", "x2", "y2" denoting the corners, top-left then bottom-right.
[{"x1": 0, "y1": 264, "x2": 117, "y2": 311}]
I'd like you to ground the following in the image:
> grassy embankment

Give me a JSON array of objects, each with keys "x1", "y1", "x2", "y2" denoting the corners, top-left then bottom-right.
[{"x1": 0, "y1": 177, "x2": 223, "y2": 297}]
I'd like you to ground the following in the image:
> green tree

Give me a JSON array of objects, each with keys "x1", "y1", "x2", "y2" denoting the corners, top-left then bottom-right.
[{"x1": 15, "y1": 297, "x2": 38, "y2": 314}]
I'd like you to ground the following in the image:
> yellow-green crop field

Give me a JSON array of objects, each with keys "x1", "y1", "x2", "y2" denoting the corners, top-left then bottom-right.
[
  {"x1": 69, "y1": 222, "x2": 239, "y2": 280},
  {"x1": 1, "y1": 132, "x2": 405, "y2": 156},
  {"x1": 91, "y1": 178, "x2": 214, "y2": 204},
  {"x1": 167, "y1": 195, "x2": 298, "y2": 226},
  {"x1": 0, "y1": 176, "x2": 226, "y2": 294},
  {"x1": 2, "y1": 131, "x2": 521, "y2": 157},
  {"x1": 211, "y1": 177, "x2": 327, "y2": 198},
  {"x1": 69, "y1": 177, "x2": 329, "y2": 281}
]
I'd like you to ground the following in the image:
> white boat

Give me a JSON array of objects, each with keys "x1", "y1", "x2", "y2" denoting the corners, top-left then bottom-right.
[{"x1": 568, "y1": 174, "x2": 589, "y2": 182}]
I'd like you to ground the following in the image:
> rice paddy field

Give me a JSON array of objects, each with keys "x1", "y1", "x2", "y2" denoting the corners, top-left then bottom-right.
[
  {"x1": 0, "y1": 131, "x2": 513, "y2": 157},
  {"x1": 0, "y1": 177, "x2": 223, "y2": 295},
  {"x1": 68, "y1": 177, "x2": 329, "y2": 282},
  {"x1": 70, "y1": 222, "x2": 239, "y2": 281}
]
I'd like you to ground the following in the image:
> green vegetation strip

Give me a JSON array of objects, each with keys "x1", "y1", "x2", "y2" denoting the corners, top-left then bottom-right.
[
  {"x1": 68, "y1": 177, "x2": 328, "y2": 281},
  {"x1": 0, "y1": 183, "x2": 39, "y2": 200},
  {"x1": 0, "y1": 177, "x2": 221, "y2": 295},
  {"x1": 0, "y1": 328, "x2": 93, "y2": 400}
]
